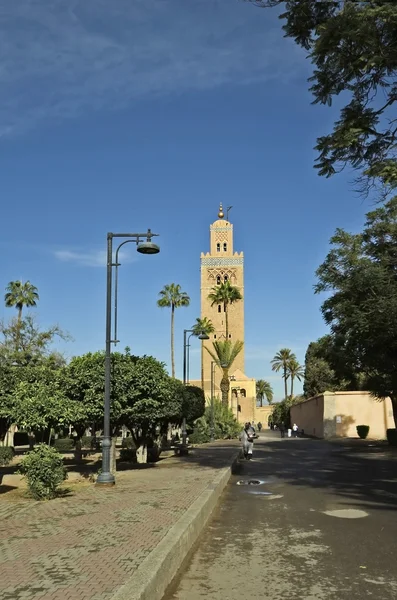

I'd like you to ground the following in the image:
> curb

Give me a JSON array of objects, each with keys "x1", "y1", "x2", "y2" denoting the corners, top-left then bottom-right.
[{"x1": 111, "y1": 451, "x2": 239, "y2": 600}]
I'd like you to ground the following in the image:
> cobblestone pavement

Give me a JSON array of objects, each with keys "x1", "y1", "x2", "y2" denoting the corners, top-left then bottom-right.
[{"x1": 0, "y1": 442, "x2": 238, "y2": 600}]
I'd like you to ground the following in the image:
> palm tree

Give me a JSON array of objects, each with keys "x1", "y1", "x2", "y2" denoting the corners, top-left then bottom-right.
[
  {"x1": 4, "y1": 280, "x2": 39, "y2": 323},
  {"x1": 287, "y1": 358, "x2": 304, "y2": 399},
  {"x1": 271, "y1": 348, "x2": 297, "y2": 401},
  {"x1": 208, "y1": 281, "x2": 242, "y2": 339},
  {"x1": 206, "y1": 340, "x2": 244, "y2": 406},
  {"x1": 256, "y1": 379, "x2": 274, "y2": 406},
  {"x1": 157, "y1": 284, "x2": 190, "y2": 378},
  {"x1": 191, "y1": 317, "x2": 215, "y2": 390}
]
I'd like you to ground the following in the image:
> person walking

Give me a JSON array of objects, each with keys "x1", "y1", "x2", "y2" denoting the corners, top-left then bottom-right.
[
  {"x1": 240, "y1": 422, "x2": 255, "y2": 459},
  {"x1": 293, "y1": 423, "x2": 299, "y2": 438},
  {"x1": 279, "y1": 422, "x2": 286, "y2": 439},
  {"x1": 257, "y1": 422, "x2": 262, "y2": 432}
]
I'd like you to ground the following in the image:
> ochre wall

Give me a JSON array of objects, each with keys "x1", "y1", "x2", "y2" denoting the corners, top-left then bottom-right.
[
  {"x1": 290, "y1": 395, "x2": 325, "y2": 438},
  {"x1": 290, "y1": 391, "x2": 395, "y2": 439}
]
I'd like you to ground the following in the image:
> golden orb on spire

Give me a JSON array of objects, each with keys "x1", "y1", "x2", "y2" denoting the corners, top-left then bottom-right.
[{"x1": 218, "y1": 203, "x2": 224, "y2": 219}]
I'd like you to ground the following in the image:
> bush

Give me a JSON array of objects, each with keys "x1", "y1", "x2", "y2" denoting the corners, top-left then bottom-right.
[
  {"x1": 121, "y1": 437, "x2": 135, "y2": 449},
  {"x1": 356, "y1": 425, "x2": 370, "y2": 439},
  {"x1": 190, "y1": 400, "x2": 240, "y2": 444},
  {"x1": 0, "y1": 446, "x2": 15, "y2": 466},
  {"x1": 81, "y1": 436, "x2": 95, "y2": 449},
  {"x1": 183, "y1": 385, "x2": 206, "y2": 424},
  {"x1": 18, "y1": 444, "x2": 67, "y2": 500},
  {"x1": 386, "y1": 428, "x2": 397, "y2": 447},
  {"x1": 54, "y1": 438, "x2": 74, "y2": 452},
  {"x1": 119, "y1": 448, "x2": 137, "y2": 462},
  {"x1": 14, "y1": 432, "x2": 31, "y2": 446}
]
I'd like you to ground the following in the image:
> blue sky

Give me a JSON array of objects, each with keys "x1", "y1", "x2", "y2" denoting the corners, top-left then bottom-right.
[{"x1": 0, "y1": 0, "x2": 370, "y2": 400}]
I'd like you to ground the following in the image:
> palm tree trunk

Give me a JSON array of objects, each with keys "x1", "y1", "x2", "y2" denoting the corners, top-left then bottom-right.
[
  {"x1": 171, "y1": 304, "x2": 175, "y2": 378},
  {"x1": 224, "y1": 303, "x2": 228, "y2": 339},
  {"x1": 283, "y1": 366, "x2": 288, "y2": 401},
  {"x1": 291, "y1": 375, "x2": 294, "y2": 399},
  {"x1": 200, "y1": 341, "x2": 205, "y2": 391},
  {"x1": 18, "y1": 306, "x2": 22, "y2": 323},
  {"x1": 220, "y1": 370, "x2": 230, "y2": 407}
]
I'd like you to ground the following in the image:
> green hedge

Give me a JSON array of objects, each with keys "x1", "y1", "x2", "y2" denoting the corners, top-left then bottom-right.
[
  {"x1": 387, "y1": 428, "x2": 397, "y2": 447},
  {"x1": 81, "y1": 436, "x2": 96, "y2": 449},
  {"x1": 119, "y1": 448, "x2": 137, "y2": 462},
  {"x1": 121, "y1": 437, "x2": 135, "y2": 449},
  {"x1": 356, "y1": 425, "x2": 370, "y2": 439},
  {"x1": 0, "y1": 446, "x2": 15, "y2": 466},
  {"x1": 54, "y1": 438, "x2": 74, "y2": 452},
  {"x1": 18, "y1": 444, "x2": 67, "y2": 500}
]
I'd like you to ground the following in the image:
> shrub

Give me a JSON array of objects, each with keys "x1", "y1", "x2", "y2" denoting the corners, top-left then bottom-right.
[
  {"x1": 54, "y1": 438, "x2": 74, "y2": 452},
  {"x1": 356, "y1": 425, "x2": 370, "y2": 439},
  {"x1": 81, "y1": 436, "x2": 95, "y2": 449},
  {"x1": 18, "y1": 444, "x2": 67, "y2": 500},
  {"x1": 121, "y1": 437, "x2": 135, "y2": 449},
  {"x1": 0, "y1": 446, "x2": 15, "y2": 466},
  {"x1": 14, "y1": 432, "x2": 31, "y2": 446},
  {"x1": 386, "y1": 428, "x2": 397, "y2": 447},
  {"x1": 119, "y1": 448, "x2": 137, "y2": 462},
  {"x1": 190, "y1": 400, "x2": 240, "y2": 444}
]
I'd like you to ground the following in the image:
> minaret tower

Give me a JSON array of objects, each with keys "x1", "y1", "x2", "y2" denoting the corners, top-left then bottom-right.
[{"x1": 200, "y1": 204, "x2": 245, "y2": 394}]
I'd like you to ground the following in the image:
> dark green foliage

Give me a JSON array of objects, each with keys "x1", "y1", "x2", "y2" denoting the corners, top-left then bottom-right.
[
  {"x1": 356, "y1": 425, "x2": 370, "y2": 440},
  {"x1": 0, "y1": 446, "x2": 14, "y2": 466},
  {"x1": 18, "y1": 444, "x2": 67, "y2": 500},
  {"x1": 315, "y1": 198, "x2": 397, "y2": 426},
  {"x1": 81, "y1": 436, "x2": 95, "y2": 449},
  {"x1": 53, "y1": 438, "x2": 74, "y2": 452},
  {"x1": 121, "y1": 437, "x2": 135, "y2": 449},
  {"x1": 250, "y1": 1, "x2": 397, "y2": 194},
  {"x1": 387, "y1": 429, "x2": 397, "y2": 447},
  {"x1": 182, "y1": 385, "x2": 205, "y2": 424},
  {"x1": 189, "y1": 400, "x2": 240, "y2": 444},
  {"x1": 14, "y1": 431, "x2": 31, "y2": 446},
  {"x1": 119, "y1": 448, "x2": 137, "y2": 462}
]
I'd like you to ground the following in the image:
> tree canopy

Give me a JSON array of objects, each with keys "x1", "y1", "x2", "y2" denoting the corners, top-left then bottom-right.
[
  {"x1": 250, "y1": 0, "x2": 397, "y2": 195},
  {"x1": 315, "y1": 196, "x2": 397, "y2": 424}
]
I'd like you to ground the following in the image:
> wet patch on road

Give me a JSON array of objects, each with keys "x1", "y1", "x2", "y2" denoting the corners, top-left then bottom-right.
[{"x1": 323, "y1": 509, "x2": 369, "y2": 519}]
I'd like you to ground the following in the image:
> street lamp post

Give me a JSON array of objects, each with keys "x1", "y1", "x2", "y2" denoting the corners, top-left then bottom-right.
[
  {"x1": 181, "y1": 328, "x2": 209, "y2": 453},
  {"x1": 210, "y1": 361, "x2": 216, "y2": 442},
  {"x1": 96, "y1": 230, "x2": 160, "y2": 487}
]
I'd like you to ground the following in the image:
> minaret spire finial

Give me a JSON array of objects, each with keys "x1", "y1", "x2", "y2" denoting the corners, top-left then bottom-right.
[{"x1": 218, "y1": 203, "x2": 224, "y2": 219}]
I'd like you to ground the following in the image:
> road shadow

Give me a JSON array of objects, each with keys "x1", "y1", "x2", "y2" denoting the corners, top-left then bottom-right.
[{"x1": 249, "y1": 434, "x2": 397, "y2": 512}]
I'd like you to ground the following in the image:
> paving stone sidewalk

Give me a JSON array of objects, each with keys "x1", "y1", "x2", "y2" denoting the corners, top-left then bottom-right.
[{"x1": 0, "y1": 441, "x2": 238, "y2": 600}]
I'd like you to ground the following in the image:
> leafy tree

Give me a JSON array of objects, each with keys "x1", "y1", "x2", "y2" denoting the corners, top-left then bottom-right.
[
  {"x1": 181, "y1": 384, "x2": 206, "y2": 425},
  {"x1": 206, "y1": 340, "x2": 244, "y2": 406},
  {"x1": 208, "y1": 281, "x2": 242, "y2": 339},
  {"x1": 191, "y1": 317, "x2": 215, "y2": 390},
  {"x1": 189, "y1": 399, "x2": 240, "y2": 444},
  {"x1": 250, "y1": 1, "x2": 397, "y2": 195},
  {"x1": 0, "y1": 315, "x2": 69, "y2": 367},
  {"x1": 4, "y1": 280, "x2": 39, "y2": 323},
  {"x1": 287, "y1": 358, "x2": 304, "y2": 398},
  {"x1": 157, "y1": 283, "x2": 190, "y2": 378},
  {"x1": 315, "y1": 196, "x2": 397, "y2": 426},
  {"x1": 11, "y1": 371, "x2": 83, "y2": 443},
  {"x1": 256, "y1": 379, "x2": 274, "y2": 406},
  {"x1": 271, "y1": 397, "x2": 295, "y2": 429},
  {"x1": 271, "y1": 348, "x2": 296, "y2": 401}
]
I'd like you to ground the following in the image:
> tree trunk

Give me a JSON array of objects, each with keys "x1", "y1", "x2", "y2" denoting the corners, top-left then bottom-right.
[
  {"x1": 220, "y1": 370, "x2": 230, "y2": 407},
  {"x1": 110, "y1": 436, "x2": 117, "y2": 473},
  {"x1": 290, "y1": 375, "x2": 294, "y2": 399},
  {"x1": 225, "y1": 303, "x2": 228, "y2": 339},
  {"x1": 201, "y1": 341, "x2": 205, "y2": 391},
  {"x1": 136, "y1": 444, "x2": 148, "y2": 464},
  {"x1": 171, "y1": 304, "x2": 175, "y2": 378},
  {"x1": 390, "y1": 395, "x2": 397, "y2": 429},
  {"x1": 283, "y1": 367, "x2": 288, "y2": 401}
]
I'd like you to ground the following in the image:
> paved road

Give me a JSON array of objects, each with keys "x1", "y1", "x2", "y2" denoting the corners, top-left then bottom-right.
[{"x1": 165, "y1": 431, "x2": 397, "y2": 600}]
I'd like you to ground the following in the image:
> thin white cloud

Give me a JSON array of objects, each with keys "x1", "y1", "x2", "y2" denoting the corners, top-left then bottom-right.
[
  {"x1": 54, "y1": 248, "x2": 135, "y2": 267},
  {"x1": 0, "y1": 0, "x2": 305, "y2": 136}
]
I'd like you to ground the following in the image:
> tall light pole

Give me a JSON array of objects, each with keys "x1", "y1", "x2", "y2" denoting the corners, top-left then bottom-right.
[
  {"x1": 181, "y1": 328, "x2": 209, "y2": 453},
  {"x1": 96, "y1": 230, "x2": 160, "y2": 487},
  {"x1": 210, "y1": 361, "x2": 216, "y2": 442}
]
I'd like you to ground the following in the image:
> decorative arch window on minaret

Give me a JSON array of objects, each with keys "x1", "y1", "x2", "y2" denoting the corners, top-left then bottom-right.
[
  {"x1": 223, "y1": 242, "x2": 227, "y2": 252},
  {"x1": 216, "y1": 243, "x2": 220, "y2": 252}
]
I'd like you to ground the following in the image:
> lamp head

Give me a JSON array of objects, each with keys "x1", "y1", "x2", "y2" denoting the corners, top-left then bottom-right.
[
  {"x1": 137, "y1": 241, "x2": 160, "y2": 255},
  {"x1": 198, "y1": 331, "x2": 210, "y2": 340}
]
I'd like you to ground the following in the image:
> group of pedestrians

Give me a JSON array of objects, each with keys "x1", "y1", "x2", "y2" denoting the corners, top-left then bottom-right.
[{"x1": 278, "y1": 422, "x2": 299, "y2": 438}]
